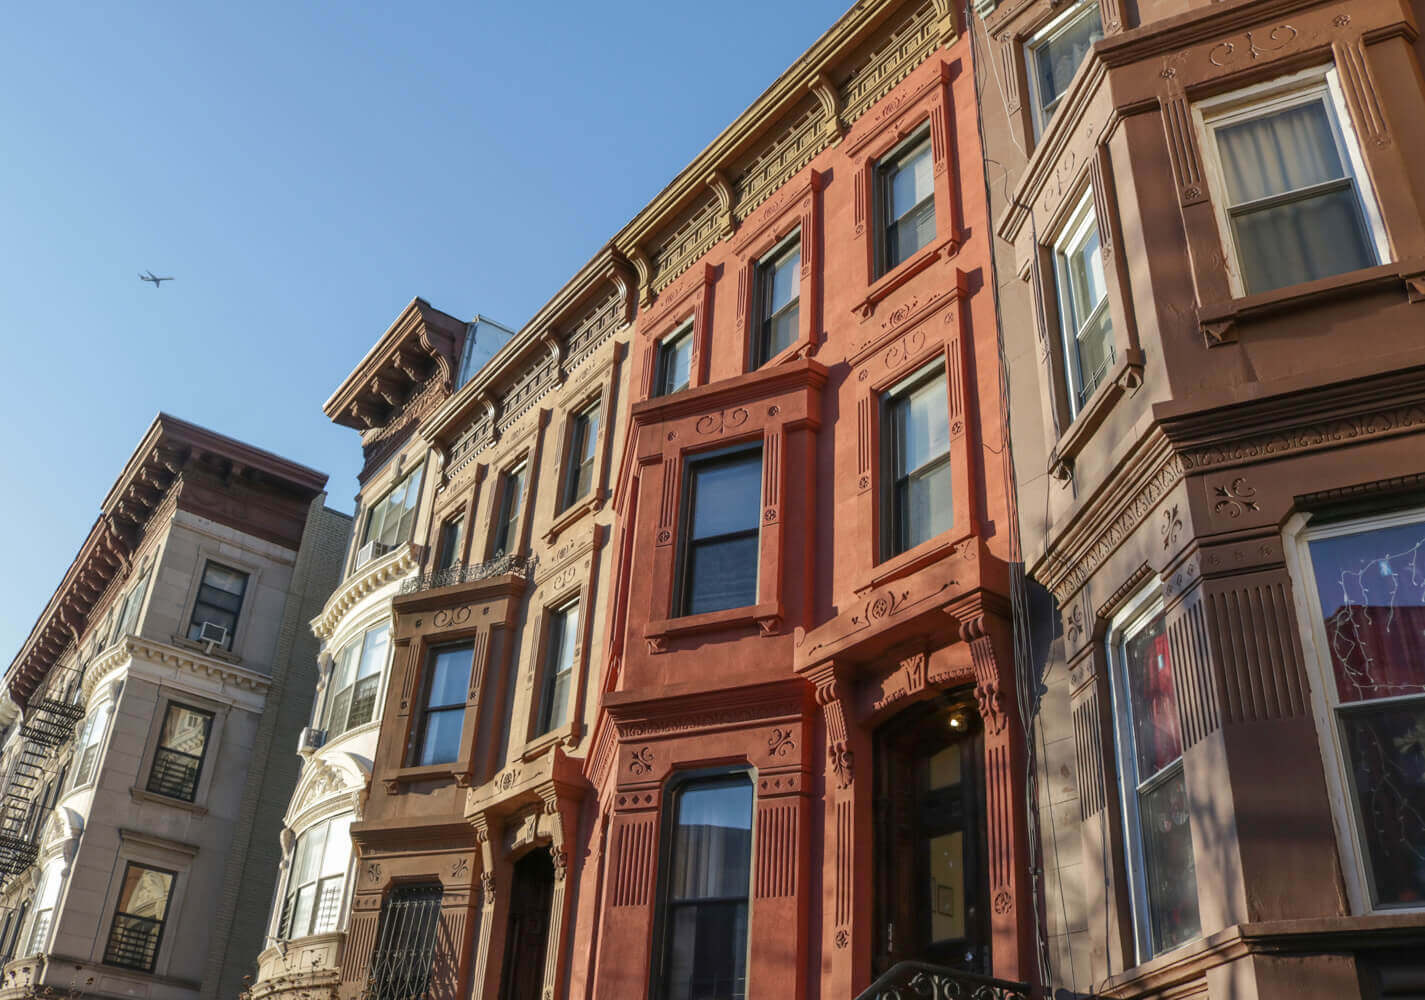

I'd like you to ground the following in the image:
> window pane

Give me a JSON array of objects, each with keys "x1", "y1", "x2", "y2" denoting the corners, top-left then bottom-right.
[
  {"x1": 1139, "y1": 768, "x2": 1200, "y2": 953},
  {"x1": 686, "y1": 536, "x2": 760, "y2": 615},
  {"x1": 202, "y1": 564, "x2": 247, "y2": 598},
  {"x1": 1033, "y1": 5, "x2": 1104, "y2": 114},
  {"x1": 539, "y1": 605, "x2": 580, "y2": 734},
  {"x1": 767, "y1": 246, "x2": 800, "y2": 315},
  {"x1": 289, "y1": 885, "x2": 315, "y2": 939},
  {"x1": 313, "y1": 876, "x2": 345, "y2": 934},
  {"x1": 294, "y1": 825, "x2": 325, "y2": 884},
  {"x1": 892, "y1": 374, "x2": 950, "y2": 477},
  {"x1": 1216, "y1": 100, "x2": 1345, "y2": 205},
  {"x1": 670, "y1": 779, "x2": 754, "y2": 900},
  {"x1": 425, "y1": 645, "x2": 473, "y2": 709},
  {"x1": 321, "y1": 815, "x2": 353, "y2": 877},
  {"x1": 438, "y1": 517, "x2": 463, "y2": 571},
  {"x1": 494, "y1": 465, "x2": 525, "y2": 555},
  {"x1": 887, "y1": 198, "x2": 936, "y2": 269},
  {"x1": 928, "y1": 830, "x2": 966, "y2": 943},
  {"x1": 331, "y1": 640, "x2": 359, "y2": 692},
  {"x1": 890, "y1": 142, "x2": 933, "y2": 220},
  {"x1": 1307, "y1": 520, "x2": 1425, "y2": 703},
  {"x1": 899, "y1": 457, "x2": 953, "y2": 551},
  {"x1": 661, "y1": 331, "x2": 693, "y2": 395},
  {"x1": 1232, "y1": 188, "x2": 1374, "y2": 294},
  {"x1": 1123, "y1": 612, "x2": 1182, "y2": 778},
  {"x1": 665, "y1": 901, "x2": 748, "y2": 1000},
  {"x1": 418, "y1": 708, "x2": 465, "y2": 766},
  {"x1": 118, "y1": 866, "x2": 174, "y2": 920},
  {"x1": 1074, "y1": 301, "x2": 1115, "y2": 403},
  {"x1": 1339, "y1": 700, "x2": 1425, "y2": 906},
  {"x1": 327, "y1": 688, "x2": 353, "y2": 735},
  {"x1": 763, "y1": 303, "x2": 799, "y2": 362},
  {"x1": 1065, "y1": 221, "x2": 1106, "y2": 329},
  {"x1": 358, "y1": 625, "x2": 391, "y2": 679},
  {"x1": 690, "y1": 455, "x2": 762, "y2": 540},
  {"x1": 347, "y1": 674, "x2": 380, "y2": 729},
  {"x1": 158, "y1": 704, "x2": 211, "y2": 757}
]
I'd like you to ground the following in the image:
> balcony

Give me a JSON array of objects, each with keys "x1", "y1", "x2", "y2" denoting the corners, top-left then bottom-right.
[{"x1": 397, "y1": 552, "x2": 533, "y2": 597}]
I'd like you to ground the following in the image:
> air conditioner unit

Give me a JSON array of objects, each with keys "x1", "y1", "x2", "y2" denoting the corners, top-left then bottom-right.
[
  {"x1": 355, "y1": 540, "x2": 391, "y2": 568},
  {"x1": 297, "y1": 727, "x2": 326, "y2": 755},
  {"x1": 196, "y1": 621, "x2": 229, "y2": 649}
]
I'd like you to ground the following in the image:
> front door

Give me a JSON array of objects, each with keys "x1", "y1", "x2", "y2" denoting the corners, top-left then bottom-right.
[
  {"x1": 498, "y1": 849, "x2": 555, "y2": 1000},
  {"x1": 873, "y1": 696, "x2": 987, "y2": 975}
]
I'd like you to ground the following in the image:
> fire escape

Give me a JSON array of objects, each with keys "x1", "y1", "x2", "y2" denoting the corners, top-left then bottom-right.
[{"x1": 0, "y1": 692, "x2": 84, "y2": 881}]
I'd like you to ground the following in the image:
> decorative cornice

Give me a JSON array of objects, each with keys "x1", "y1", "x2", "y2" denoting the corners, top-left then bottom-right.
[
  {"x1": 311, "y1": 544, "x2": 419, "y2": 640},
  {"x1": 82, "y1": 635, "x2": 274, "y2": 704}
]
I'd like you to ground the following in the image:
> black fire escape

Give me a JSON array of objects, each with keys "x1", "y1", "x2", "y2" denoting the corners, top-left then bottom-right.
[{"x1": 0, "y1": 694, "x2": 85, "y2": 880}]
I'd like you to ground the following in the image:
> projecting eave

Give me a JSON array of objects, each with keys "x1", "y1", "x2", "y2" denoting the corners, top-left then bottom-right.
[{"x1": 324, "y1": 297, "x2": 467, "y2": 432}]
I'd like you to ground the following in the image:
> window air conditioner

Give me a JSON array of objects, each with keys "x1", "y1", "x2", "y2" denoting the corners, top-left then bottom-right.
[
  {"x1": 355, "y1": 540, "x2": 391, "y2": 568},
  {"x1": 297, "y1": 727, "x2": 326, "y2": 755},
  {"x1": 197, "y1": 621, "x2": 229, "y2": 649}
]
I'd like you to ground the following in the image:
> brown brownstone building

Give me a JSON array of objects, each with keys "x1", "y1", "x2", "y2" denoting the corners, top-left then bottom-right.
[{"x1": 977, "y1": 0, "x2": 1425, "y2": 994}]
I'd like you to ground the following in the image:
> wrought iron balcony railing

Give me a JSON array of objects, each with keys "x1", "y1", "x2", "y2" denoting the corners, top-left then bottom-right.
[
  {"x1": 855, "y1": 962, "x2": 1038, "y2": 1000},
  {"x1": 397, "y1": 552, "x2": 532, "y2": 596}
]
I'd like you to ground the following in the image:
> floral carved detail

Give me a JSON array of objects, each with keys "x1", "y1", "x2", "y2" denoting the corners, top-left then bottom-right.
[
  {"x1": 365, "y1": 862, "x2": 382, "y2": 883},
  {"x1": 451, "y1": 857, "x2": 470, "y2": 879},
  {"x1": 549, "y1": 845, "x2": 569, "y2": 882},
  {"x1": 1333, "y1": 12, "x2": 1351, "y2": 26},
  {"x1": 656, "y1": 529, "x2": 672, "y2": 544},
  {"x1": 763, "y1": 507, "x2": 777, "y2": 523},
  {"x1": 1159, "y1": 67, "x2": 1176, "y2": 79},
  {"x1": 976, "y1": 683, "x2": 1007, "y2": 735},
  {"x1": 767, "y1": 404, "x2": 781, "y2": 416},
  {"x1": 629, "y1": 746, "x2": 655, "y2": 776},
  {"x1": 767, "y1": 728, "x2": 796, "y2": 758},
  {"x1": 883, "y1": 329, "x2": 927, "y2": 369},
  {"x1": 829, "y1": 744, "x2": 854, "y2": 789},
  {"x1": 993, "y1": 890, "x2": 1013, "y2": 915},
  {"x1": 835, "y1": 929, "x2": 849, "y2": 949},
  {"x1": 1065, "y1": 604, "x2": 1085, "y2": 647},
  {"x1": 480, "y1": 871, "x2": 496, "y2": 906},
  {"x1": 695, "y1": 407, "x2": 750, "y2": 436},
  {"x1": 858, "y1": 474, "x2": 870, "y2": 490},
  {"x1": 1161, "y1": 504, "x2": 1183, "y2": 549},
  {"x1": 851, "y1": 588, "x2": 909, "y2": 626},
  {"x1": 1213, "y1": 477, "x2": 1260, "y2": 518},
  {"x1": 496, "y1": 767, "x2": 522, "y2": 791},
  {"x1": 1209, "y1": 24, "x2": 1298, "y2": 67}
]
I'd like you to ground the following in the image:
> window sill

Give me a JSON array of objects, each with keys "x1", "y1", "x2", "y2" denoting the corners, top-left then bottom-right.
[
  {"x1": 853, "y1": 236, "x2": 959, "y2": 322},
  {"x1": 1047, "y1": 349, "x2": 1146, "y2": 483},
  {"x1": 544, "y1": 488, "x2": 608, "y2": 545},
  {"x1": 168, "y1": 635, "x2": 243, "y2": 665},
  {"x1": 858, "y1": 531, "x2": 969, "y2": 597},
  {"x1": 520, "y1": 723, "x2": 578, "y2": 762},
  {"x1": 382, "y1": 761, "x2": 465, "y2": 794},
  {"x1": 1198, "y1": 259, "x2": 1425, "y2": 347},
  {"x1": 644, "y1": 601, "x2": 784, "y2": 652},
  {"x1": 130, "y1": 786, "x2": 208, "y2": 816}
]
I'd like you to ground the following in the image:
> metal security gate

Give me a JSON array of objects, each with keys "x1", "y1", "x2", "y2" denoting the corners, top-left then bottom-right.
[{"x1": 368, "y1": 884, "x2": 443, "y2": 1000}]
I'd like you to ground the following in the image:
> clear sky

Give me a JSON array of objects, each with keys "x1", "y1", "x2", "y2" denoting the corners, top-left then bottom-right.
[{"x1": 0, "y1": 0, "x2": 851, "y2": 660}]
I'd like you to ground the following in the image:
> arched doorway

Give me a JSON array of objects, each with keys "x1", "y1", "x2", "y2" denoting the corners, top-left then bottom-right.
[
  {"x1": 498, "y1": 849, "x2": 555, "y2": 1000},
  {"x1": 872, "y1": 693, "x2": 988, "y2": 976}
]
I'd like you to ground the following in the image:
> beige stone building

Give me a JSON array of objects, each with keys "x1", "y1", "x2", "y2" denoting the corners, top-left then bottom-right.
[{"x1": 0, "y1": 415, "x2": 348, "y2": 1000}]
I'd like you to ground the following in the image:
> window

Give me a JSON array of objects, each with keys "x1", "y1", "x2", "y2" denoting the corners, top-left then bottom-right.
[
  {"x1": 146, "y1": 703, "x2": 214, "y2": 802},
  {"x1": 562, "y1": 404, "x2": 601, "y2": 510},
  {"x1": 279, "y1": 814, "x2": 354, "y2": 939},
  {"x1": 656, "y1": 323, "x2": 695, "y2": 397},
  {"x1": 1027, "y1": 3, "x2": 1104, "y2": 135},
  {"x1": 1296, "y1": 512, "x2": 1425, "y2": 909},
  {"x1": 103, "y1": 863, "x2": 175, "y2": 972},
  {"x1": 490, "y1": 463, "x2": 526, "y2": 557},
  {"x1": 657, "y1": 775, "x2": 753, "y2": 1000},
  {"x1": 73, "y1": 701, "x2": 113, "y2": 788},
  {"x1": 754, "y1": 236, "x2": 801, "y2": 367},
  {"x1": 1054, "y1": 192, "x2": 1115, "y2": 414},
  {"x1": 877, "y1": 129, "x2": 935, "y2": 274},
  {"x1": 680, "y1": 449, "x2": 762, "y2": 616},
  {"x1": 536, "y1": 603, "x2": 580, "y2": 735},
  {"x1": 26, "y1": 866, "x2": 61, "y2": 956},
  {"x1": 368, "y1": 884, "x2": 443, "y2": 1000},
  {"x1": 1199, "y1": 69, "x2": 1387, "y2": 296},
  {"x1": 413, "y1": 643, "x2": 473, "y2": 767},
  {"x1": 360, "y1": 465, "x2": 424, "y2": 558},
  {"x1": 1110, "y1": 599, "x2": 1200, "y2": 958},
  {"x1": 326, "y1": 624, "x2": 391, "y2": 738},
  {"x1": 186, "y1": 561, "x2": 248, "y2": 650},
  {"x1": 1, "y1": 904, "x2": 28, "y2": 964},
  {"x1": 437, "y1": 515, "x2": 464, "y2": 573},
  {"x1": 117, "y1": 565, "x2": 152, "y2": 640},
  {"x1": 883, "y1": 366, "x2": 952, "y2": 558}
]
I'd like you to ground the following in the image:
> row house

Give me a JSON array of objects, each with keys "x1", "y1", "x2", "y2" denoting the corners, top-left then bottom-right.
[
  {"x1": 0, "y1": 415, "x2": 347, "y2": 1000},
  {"x1": 977, "y1": 0, "x2": 1425, "y2": 993}
]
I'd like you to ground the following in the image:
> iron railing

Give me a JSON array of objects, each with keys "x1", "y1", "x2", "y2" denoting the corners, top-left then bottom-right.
[
  {"x1": 103, "y1": 912, "x2": 164, "y2": 971},
  {"x1": 397, "y1": 553, "x2": 532, "y2": 596},
  {"x1": 146, "y1": 746, "x2": 203, "y2": 801},
  {"x1": 366, "y1": 884, "x2": 443, "y2": 1000},
  {"x1": 855, "y1": 962, "x2": 1038, "y2": 1000}
]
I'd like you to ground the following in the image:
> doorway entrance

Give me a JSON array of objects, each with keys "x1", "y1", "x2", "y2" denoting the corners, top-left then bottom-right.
[
  {"x1": 873, "y1": 694, "x2": 987, "y2": 975},
  {"x1": 498, "y1": 849, "x2": 555, "y2": 1000}
]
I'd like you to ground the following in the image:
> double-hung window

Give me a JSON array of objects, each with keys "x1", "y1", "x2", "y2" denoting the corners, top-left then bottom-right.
[
  {"x1": 279, "y1": 814, "x2": 354, "y2": 939},
  {"x1": 146, "y1": 703, "x2": 214, "y2": 802},
  {"x1": 877, "y1": 129, "x2": 936, "y2": 273},
  {"x1": 187, "y1": 561, "x2": 248, "y2": 650},
  {"x1": 1027, "y1": 3, "x2": 1104, "y2": 135},
  {"x1": 657, "y1": 774, "x2": 754, "y2": 1000},
  {"x1": 72, "y1": 701, "x2": 113, "y2": 788},
  {"x1": 117, "y1": 565, "x2": 151, "y2": 640},
  {"x1": 103, "y1": 863, "x2": 175, "y2": 973},
  {"x1": 562, "y1": 404, "x2": 601, "y2": 510},
  {"x1": 1110, "y1": 598, "x2": 1201, "y2": 958},
  {"x1": 326, "y1": 624, "x2": 391, "y2": 737},
  {"x1": 657, "y1": 324, "x2": 694, "y2": 397},
  {"x1": 413, "y1": 643, "x2": 473, "y2": 766},
  {"x1": 1053, "y1": 192, "x2": 1115, "y2": 414},
  {"x1": 536, "y1": 603, "x2": 580, "y2": 735},
  {"x1": 680, "y1": 449, "x2": 762, "y2": 616},
  {"x1": 436, "y1": 515, "x2": 464, "y2": 573},
  {"x1": 491, "y1": 462, "x2": 526, "y2": 557},
  {"x1": 1295, "y1": 511, "x2": 1425, "y2": 909},
  {"x1": 359, "y1": 466, "x2": 424, "y2": 563},
  {"x1": 1198, "y1": 69, "x2": 1387, "y2": 296},
  {"x1": 883, "y1": 365, "x2": 952, "y2": 558},
  {"x1": 26, "y1": 866, "x2": 61, "y2": 956},
  {"x1": 754, "y1": 236, "x2": 801, "y2": 367}
]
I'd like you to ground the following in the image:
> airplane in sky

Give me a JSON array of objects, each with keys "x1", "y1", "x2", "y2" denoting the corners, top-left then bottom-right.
[{"x1": 139, "y1": 271, "x2": 173, "y2": 288}]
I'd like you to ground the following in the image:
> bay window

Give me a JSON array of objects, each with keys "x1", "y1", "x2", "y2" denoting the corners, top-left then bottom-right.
[
  {"x1": 359, "y1": 466, "x2": 424, "y2": 562},
  {"x1": 326, "y1": 623, "x2": 391, "y2": 737},
  {"x1": 279, "y1": 814, "x2": 354, "y2": 939}
]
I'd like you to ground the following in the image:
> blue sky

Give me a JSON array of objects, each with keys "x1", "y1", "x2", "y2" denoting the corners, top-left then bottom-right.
[{"x1": 0, "y1": 0, "x2": 851, "y2": 659}]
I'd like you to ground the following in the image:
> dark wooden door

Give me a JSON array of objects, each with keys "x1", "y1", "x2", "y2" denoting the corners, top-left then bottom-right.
[
  {"x1": 499, "y1": 849, "x2": 555, "y2": 1000},
  {"x1": 873, "y1": 697, "x2": 987, "y2": 976}
]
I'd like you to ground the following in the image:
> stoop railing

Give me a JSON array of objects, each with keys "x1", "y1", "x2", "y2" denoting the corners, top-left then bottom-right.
[{"x1": 854, "y1": 962, "x2": 1039, "y2": 1000}]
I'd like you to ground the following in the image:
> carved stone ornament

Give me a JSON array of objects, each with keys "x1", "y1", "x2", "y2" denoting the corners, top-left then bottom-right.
[
  {"x1": 1212, "y1": 477, "x2": 1260, "y2": 518},
  {"x1": 629, "y1": 746, "x2": 655, "y2": 776},
  {"x1": 767, "y1": 727, "x2": 796, "y2": 758},
  {"x1": 829, "y1": 744, "x2": 854, "y2": 789},
  {"x1": 480, "y1": 870, "x2": 496, "y2": 906}
]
